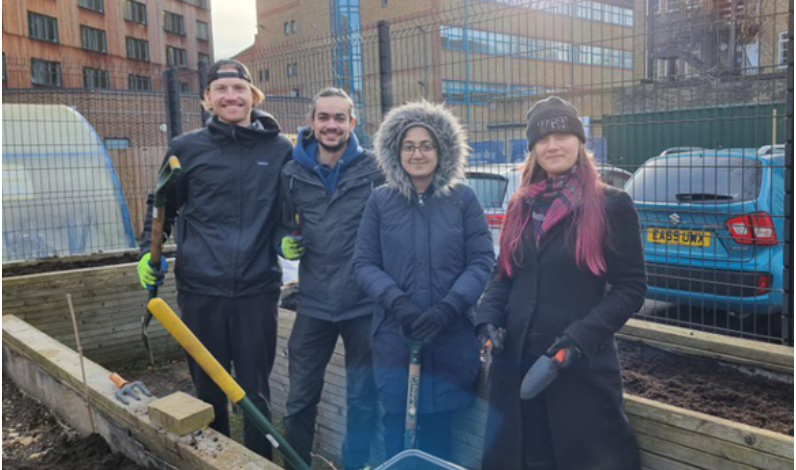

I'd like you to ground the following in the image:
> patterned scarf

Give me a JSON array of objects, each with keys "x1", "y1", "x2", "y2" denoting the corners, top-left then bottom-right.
[{"x1": 525, "y1": 166, "x2": 583, "y2": 245}]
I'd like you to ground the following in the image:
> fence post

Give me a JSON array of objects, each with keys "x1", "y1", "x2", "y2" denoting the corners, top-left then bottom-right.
[
  {"x1": 784, "y1": 0, "x2": 794, "y2": 346},
  {"x1": 163, "y1": 68, "x2": 183, "y2": 141},
  {"x1": 198, "y1": 60, "x2": 210, "y2": 126},
  {"x1": 378, "y1": 20, "x2": 393, "y2": 116}
]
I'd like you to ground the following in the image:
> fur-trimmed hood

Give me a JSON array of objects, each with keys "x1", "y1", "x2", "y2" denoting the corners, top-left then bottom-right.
[{"x1": 374, "y1": 100, "x2": 469, "y2": 199}]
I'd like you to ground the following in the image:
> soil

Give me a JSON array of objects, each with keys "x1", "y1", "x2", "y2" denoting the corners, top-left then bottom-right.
[
  {"x1": 619, "y1": 339, "x2": 794, "y2": 435},
  {"x1": 2, "y1": 378, "x2": 145, "y2": 470},
  {"x1": 2, "y1": 249, "x2": 175, "y2": 278}
]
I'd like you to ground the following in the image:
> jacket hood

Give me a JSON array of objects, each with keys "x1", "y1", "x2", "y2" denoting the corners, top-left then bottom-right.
[
  {"x1": 293, "y1": 126, "x2": 364, "y2": 172},
  {"x1": 208, "y1": 109, "x2": 281, "y2": 140},
  {"x1": 374, "y1": 100, "x2": 470, "y2": 199}
]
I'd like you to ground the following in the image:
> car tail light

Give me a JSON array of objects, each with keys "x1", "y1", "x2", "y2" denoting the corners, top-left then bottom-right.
[
  {"x1": 756, "y1": 275, "x2": 772, "y2": 296},
  {"x1": 726, "y1": 213, "x2": 778, "y2": 246},
  {"x1": 486, "y1": 214, "x2": 506, "y2": 228}
]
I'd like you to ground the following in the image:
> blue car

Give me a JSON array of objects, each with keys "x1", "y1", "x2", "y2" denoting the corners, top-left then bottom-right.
[{"x1": 626, "y1": 146, "x2": 785, "y2": 317}]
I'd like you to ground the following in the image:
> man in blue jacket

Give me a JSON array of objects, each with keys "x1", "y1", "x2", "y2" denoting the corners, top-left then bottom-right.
[
  {"x1": 137, "y1": 60, "x2": 293, "y2": 459},
  {"x1": 276, "y1": 88, "x2": 383, "y2": 470}
]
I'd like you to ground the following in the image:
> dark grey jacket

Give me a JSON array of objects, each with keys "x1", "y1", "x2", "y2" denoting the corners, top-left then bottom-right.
[
  {"x1": 276, "y1": 149, "x2": 384, "y2": 322},
  {"x1": 140, "y1": 110, "x2": 293, "y2": 297}
]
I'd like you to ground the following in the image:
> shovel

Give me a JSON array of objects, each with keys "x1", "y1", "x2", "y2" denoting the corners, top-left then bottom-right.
[
  {"x1": 147, "y1": 298, "x2": 311, "y2": 470},
  {"x1": 404, "y1": 342, "x2": 423, "y2": 450},
  {"x1": 519, "y1": 348, "x2": 570, "y2": 401},
  {"x1": 141, "y1": 156, "x2": 182, "y2": 366}
]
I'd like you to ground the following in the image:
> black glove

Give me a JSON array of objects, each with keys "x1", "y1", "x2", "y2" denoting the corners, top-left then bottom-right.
[
  {"x1": 391, "y1": 296, "x2": 423, "y2": 336},
  {"x1": 411, "y1": 302, "x2": 458, "y2": 343},
  {"x1": 546, "y1": 335, "x2": 582, "y2": 368},
  {"x1": 477, "y1": 323, "x2": 506, "y2": 354}
]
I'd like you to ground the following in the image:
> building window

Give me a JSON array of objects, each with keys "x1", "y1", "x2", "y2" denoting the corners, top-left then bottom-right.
[
  {"x1": 2, "y1": 53, "x2": 6, "y2": 82},
  {"x1": 197, "y1": 20, "x2": 209, "y2": 40},
  {"x1": 653, "y1": 58, "x2": 670, "y2": 78},
  {"x1": 31, "y1": 59, "x2": 62, "y2": 87},
  {"x1": 443, "y1": 80, "x2": 544, "y2": 105},
  {"x1": 83, "y1": 67, "x2": 110, "y2": 89},
  {"x1": 128, "y1": 74, "x2": 153, "y2": 91},
  {"x1": 284, "y1": 22, "x2": 289, "y2": 35},
  {"x1": 291, "y1": 20, "x2": 296, "y2": 34},
  {"x1": 179, "y1": 81, "x2": 191, "y2": 93},
  {"x1": 124, "y1": 0, "x2": 147, "y2": 25},
  {"x1": 382, "y1": 0, "x2": 388, "y2": 7},
  {"x1": 666, "y1": 0, "x2": 681, "y2": 13},
  {"x1": 28, "y1": 12, "x2": 59, "y2": 43},
  {"x1": 166, "y1": 46, "x2": 189, "y2": 68},
  {"x1": 259, "y1": 68, "x2": 270, "y2": 83},
  {"x1": 164, "y1": 11, "x2": 186, "y2": 35},
  {"x1": 286, "y1": 62, "x2": 298, "y2": 77},
  {"x1": 105, "y1": 138, "x2": 130, "y2": 150},
  {"x1": 198, "y1": 53, "x2": 211, "y2": 66},
  {"x1": 779, "y1": 32, "x2": 789, "y2": 68},
  {"x1": 80, "y1": 26, "x2": 108, "y2": 53},
  {"x1": 290, "y1": 88, "x2": 300, "y2": 98},
  {"x1": 648, "y1": 0, "x2": 661, "y2": 15},
  {"x1": 78, "y1": 0, "x2": 105, "y2": 13},
  {"x1": 126, "y1": 37, "x2": 150, "y2": 62}
]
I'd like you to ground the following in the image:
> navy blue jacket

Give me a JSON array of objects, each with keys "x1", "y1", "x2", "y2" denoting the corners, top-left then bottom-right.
[
  {"x1": 140, "y1": 110, "x2": 293, "y2": 297},
  {"x1": 353, "y1": 184, "x2": 495, "y2": 414}
]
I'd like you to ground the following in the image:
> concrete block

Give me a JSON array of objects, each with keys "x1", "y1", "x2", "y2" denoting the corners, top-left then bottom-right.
[{"x1": 148, "y1": 392, "x2": 214, "y2": 436}]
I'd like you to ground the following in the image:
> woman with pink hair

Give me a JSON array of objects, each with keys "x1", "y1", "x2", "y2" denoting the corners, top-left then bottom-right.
[{"x1": 475, "y1": 97, "x2": 647, "y2": 470}]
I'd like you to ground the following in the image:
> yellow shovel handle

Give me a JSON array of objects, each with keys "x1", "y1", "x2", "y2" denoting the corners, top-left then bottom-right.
[{"x1": 147, "y1": 298, "x2": 246, "y2": 403}]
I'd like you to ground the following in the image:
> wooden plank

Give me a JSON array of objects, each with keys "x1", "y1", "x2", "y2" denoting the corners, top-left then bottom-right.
[
  {"x1": 636, "y1": 433, "x2": 757, "y2": 470},
  {"x1": 626, "y1": 395, "x2": 794, "y2": 460},
  {"x1": 633, "y1": 415, "x2": 792, "y2": 470},
  {"x1": 640, "y1": 450, "x2": 704, "y2": 470},
  {"x1": 621, "y1": 319, "x2": 794, "y2": 371}
]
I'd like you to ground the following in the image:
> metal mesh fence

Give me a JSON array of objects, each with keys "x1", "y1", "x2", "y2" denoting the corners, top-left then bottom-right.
[{"x1": 2, "y1": 0, "x2": 792, "y2": 344}]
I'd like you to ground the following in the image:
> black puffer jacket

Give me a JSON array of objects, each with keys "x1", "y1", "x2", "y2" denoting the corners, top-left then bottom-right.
[{"x1": 140, "y1": 110, "x2": 293, "y2": 297}]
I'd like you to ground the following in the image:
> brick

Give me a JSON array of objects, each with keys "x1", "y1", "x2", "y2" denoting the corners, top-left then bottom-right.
[{"x1": 148, "y1": 391, "x2": 215, "y2": 437}]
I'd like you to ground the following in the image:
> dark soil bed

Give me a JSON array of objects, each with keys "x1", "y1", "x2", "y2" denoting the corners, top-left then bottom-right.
[
  {"x1": 2, "y1": 249, "x2": 175, "y2": 278},
  {"x1": 2, "y1": 378, "x2": 145, "y2": 470},
  {"x1": 619, "y1": 339, "x2": 793, "y2": 435}
]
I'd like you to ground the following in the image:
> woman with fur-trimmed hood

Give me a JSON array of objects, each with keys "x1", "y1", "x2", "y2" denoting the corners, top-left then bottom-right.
[{"x1": 353, "y1": 101, "x2": 495, "y2": 460}]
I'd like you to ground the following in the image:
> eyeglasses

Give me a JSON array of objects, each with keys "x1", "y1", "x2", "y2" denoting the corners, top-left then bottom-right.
[{"x1": 401, "y1": 143, "x2": 436, "y2": 154}]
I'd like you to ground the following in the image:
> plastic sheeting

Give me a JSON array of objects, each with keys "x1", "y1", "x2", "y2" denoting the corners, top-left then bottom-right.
[{"x1": 2, "y1": 104, "x2": 137, "y2": 262}]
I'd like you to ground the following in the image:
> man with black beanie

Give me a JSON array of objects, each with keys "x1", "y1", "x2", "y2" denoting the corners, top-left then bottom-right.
[{"x1": 137, "y1": 59, "x2": 293, "y2": 460}]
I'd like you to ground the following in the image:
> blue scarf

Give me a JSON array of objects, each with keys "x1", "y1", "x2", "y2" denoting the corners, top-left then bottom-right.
[{"x1": 293, "y1": 127, "x2": 364, "y2": 194}]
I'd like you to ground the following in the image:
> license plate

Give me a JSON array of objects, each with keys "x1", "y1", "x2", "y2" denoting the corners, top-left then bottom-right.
[{"x1": 648, "y1": 228, "x2": 712, "y2": 247}]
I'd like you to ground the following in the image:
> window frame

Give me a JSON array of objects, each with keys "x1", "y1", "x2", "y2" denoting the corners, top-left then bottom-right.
[
  {"x1": 31, "y1": 59, "x2": 62, "y2": 87},
  {"x1": 78, "y1": 0, "x2": 105, "y2": 14},
  {"x1": 126, "y1": 36, "x2": 151, "y2": 62},
  {"x1": 28, "y1": 12, "x2": 59, "y2": 43},
  {"x1": 124, "y1": 0, "x2": 147, "y2": 25},
  {"x1": 83, "y1": 67, "x2": 111, "y2": 90},
  {"x1": 80, "y1": 25, "x2": 108, "y2": 54},
  {"x1": 163, "y1": 11, "x2": 186, "y2": 35},
  {"x1": 166, "y1": 45, "x2": 189, "y2": 68}
]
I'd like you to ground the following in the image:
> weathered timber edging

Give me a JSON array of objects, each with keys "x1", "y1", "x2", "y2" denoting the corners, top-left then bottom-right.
[
  {"x1": 620, "y1": 319, "x2": 794, "y2": 374},
  {"x1": 2, "y1": 315, "x2": 282, "y2": 470}
]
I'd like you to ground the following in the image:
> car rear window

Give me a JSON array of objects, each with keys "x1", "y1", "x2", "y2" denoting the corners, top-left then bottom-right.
[
  {"x1": 626, "y1": 156, "x2": 763, "y2": 203},
  {"x1": 465, "y1": 173, "x2": 508, "y2": 210}
]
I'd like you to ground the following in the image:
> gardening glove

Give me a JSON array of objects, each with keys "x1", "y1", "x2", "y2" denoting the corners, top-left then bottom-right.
[
  {"x1": 477, "y1": 323, "x2": 506, "y2": 354},
  {"x1": 411, "y1": 303, "x2": 458, "y2": 343},
  {"x1": 137, "y1": 253, "x2": 168, "y2": 290},
  {"x1": 280, "y1": 235, "x2": 305, "y2": 260},
  {"x1": 545, "y1": 334, "x2": 582, "y2": 369},
  {"x1": 391, "y1": 296, "x2": 423, "y2": 337}
]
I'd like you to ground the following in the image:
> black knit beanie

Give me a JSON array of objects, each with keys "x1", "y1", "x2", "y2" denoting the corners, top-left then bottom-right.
[
  {"x1": 525, "y1": 96, "x2": 586, "y2": 151},
  {"x1": 206, "y1": 59, "x2": 252, "y2": 89}
]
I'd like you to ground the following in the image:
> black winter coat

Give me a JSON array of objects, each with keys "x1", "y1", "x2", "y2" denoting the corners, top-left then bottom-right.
[
  {"x1": 475, "y1": 187, "x2": 647, "y2": 470},
  {"x1": 140, "y1": 111, "x2": 293, "y2": 297},
  {"x1": 353, "y1": 184, "x2": 495, "y2": 414},
  {"x1": 275, "y1": 151, "x2": 384, "y2": 322}
]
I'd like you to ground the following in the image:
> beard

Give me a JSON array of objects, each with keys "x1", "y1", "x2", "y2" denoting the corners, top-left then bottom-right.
[{"x1": 318, "y1": 134, "x2": 349, "y2": 153}]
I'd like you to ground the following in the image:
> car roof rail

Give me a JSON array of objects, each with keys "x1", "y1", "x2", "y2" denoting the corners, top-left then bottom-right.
[{"x1": 660, "y1": 146, "x2": 704, "y2": 156}]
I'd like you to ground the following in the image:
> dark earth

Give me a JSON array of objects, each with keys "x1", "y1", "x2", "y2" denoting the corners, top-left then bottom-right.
[{"x1": 2, "y1": 250, "x2": 175, "y2": 278}]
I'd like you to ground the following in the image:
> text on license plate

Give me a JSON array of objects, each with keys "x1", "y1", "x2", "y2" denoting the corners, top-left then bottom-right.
[{"x1": 647, "y1": 228, "x2": 712, "y2": 247}]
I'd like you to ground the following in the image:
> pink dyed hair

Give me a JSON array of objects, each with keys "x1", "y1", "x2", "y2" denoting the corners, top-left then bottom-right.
[{"x1": 498, "y1": 142, "x2": 608, "y2": 278}]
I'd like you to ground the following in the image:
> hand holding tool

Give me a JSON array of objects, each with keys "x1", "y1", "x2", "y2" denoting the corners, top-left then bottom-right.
[
  {"x1": 141, "y1": 156, "x2": 182, "y2": 366},
  {"x1": 520, "y1": 335, "x2": 582, "y2": 401},
  {"x1": 280, "y1": 236, "x2": 305, "y2": 260},
  {"x1": 138, "y1": 253, "x2": 169, "y2": 289},
  {"x1": 110, "y1": 372, "x2": 152, "y2": 405},
  {"x1": 477, "y1": 323, "x2": 506, "y2": 354},
  {"x1": 392, "y1": 296, "x2": 423, "y2": 337}
]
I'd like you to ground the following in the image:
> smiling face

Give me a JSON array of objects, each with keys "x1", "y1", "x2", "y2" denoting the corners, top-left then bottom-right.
[
  {"x1": 400, "y1": 126, "x2": 439, "y2": 189},
  {"x1": 205, "y1": 67, "x2": 255, "y2": 127},
  {"x1": 533, "y1": 132, "x2": 580, "y2": 176},
  {"x1": 311, "y1": 96, "x2": 356, "y2": 153}
]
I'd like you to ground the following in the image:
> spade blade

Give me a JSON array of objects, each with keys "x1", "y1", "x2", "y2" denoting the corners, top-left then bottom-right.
[{"x1": 520, "y1": 355, "x2": 560, "y2": 400}]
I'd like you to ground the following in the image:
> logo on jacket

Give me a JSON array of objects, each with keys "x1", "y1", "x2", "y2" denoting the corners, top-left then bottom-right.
[
  {"x1": 257, "y1": 161, "x2": 269, "y2": 166},
  {"x1": 669, "y1": 213, "x2": 681, "y2": 225}
]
